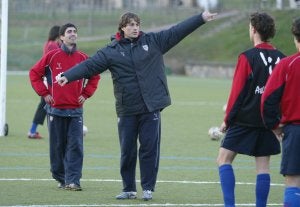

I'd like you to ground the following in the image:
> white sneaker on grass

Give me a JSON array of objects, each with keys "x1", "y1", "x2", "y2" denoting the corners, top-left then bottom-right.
[
  {"x1": 57, "y1": 182, "x2": 65, "y2": 189},
  {"x1": 142, "y1": 190, "x2": 152, "y2": 201},
  {"x1": 115, "y1": 191, "x2": 137, "y2": 199},
  {"x1": 64, "y1": 183, "x2": 82, "y2": 191}
]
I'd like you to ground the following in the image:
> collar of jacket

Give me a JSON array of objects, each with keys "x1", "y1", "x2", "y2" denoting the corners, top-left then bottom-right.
[
  {"x1": 60, "y1": 43, "x2": 77, "y2": 54},
  {"x1": 114, "y1": 32, "x2": 143, "y2": 41},
  {"x1": 110, "y1": 32, "x2": 143, "y2": 47}
]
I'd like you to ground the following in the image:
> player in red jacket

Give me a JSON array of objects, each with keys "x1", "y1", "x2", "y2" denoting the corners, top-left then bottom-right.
[
  {"x1": 29, "y1": 23, "x2": 100, "y2": 191},
  {"x1": 261, "y1": 17, "x2": 300, "y2": 207}
]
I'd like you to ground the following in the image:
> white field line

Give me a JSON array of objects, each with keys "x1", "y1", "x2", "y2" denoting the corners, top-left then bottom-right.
[
  {"x1": 0, "y1": 203, "x2": 283, "y2": 207},
  {"x1": 0, "y1": 178, "x2": 284, "y2": 207},
  {"x1": 0, "y1": 178, "x2": 285, "y2": 186}
]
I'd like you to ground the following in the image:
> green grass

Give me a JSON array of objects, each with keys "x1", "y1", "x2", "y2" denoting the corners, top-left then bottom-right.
[{"x1": 0, "y1": 74, "x2": 284, "y2": 206}]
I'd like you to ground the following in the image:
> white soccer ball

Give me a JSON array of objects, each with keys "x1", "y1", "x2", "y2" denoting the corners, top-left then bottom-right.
[
  {"x1": 222, "y1": 104, "x2": 227, "y2": 113},
  {"x1": 83, "y1": 125, "x2": 88, "y2": 136},
  {"x1": 208, "y1": 126, "x2": 223, "y2": 141}
]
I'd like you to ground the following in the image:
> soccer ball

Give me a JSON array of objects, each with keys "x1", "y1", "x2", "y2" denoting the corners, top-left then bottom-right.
[
  {"x1": 208, "y1": 126, "x2": 223, "y2": 141},
  {"x1": 83, "y1": 125, "x2": 88, "y2": 136},
  {"x1": 222, "y1": 104, "x2": 227, "y2": 113}
]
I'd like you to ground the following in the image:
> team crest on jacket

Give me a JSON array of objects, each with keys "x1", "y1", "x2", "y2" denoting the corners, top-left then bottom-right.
[
  {"x1": 56, "y1": 62, "x2": 62, "y2": 70},
  {"x1": 142, "y1": 45, "x2": 149, "y2": 51}
]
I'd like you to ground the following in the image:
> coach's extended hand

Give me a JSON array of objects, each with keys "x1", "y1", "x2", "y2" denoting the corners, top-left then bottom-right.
[
  {"x1": 57, "y1": 75, "x2": 68, "y2": 86},
  {"x1": 202, "y1": 10, "x2": 218, "y2": 22}
]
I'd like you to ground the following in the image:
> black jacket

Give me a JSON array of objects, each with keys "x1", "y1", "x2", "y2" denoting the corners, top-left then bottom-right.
[{"x1": 63, "y1": 13, "x2": 206, "y2": 116}]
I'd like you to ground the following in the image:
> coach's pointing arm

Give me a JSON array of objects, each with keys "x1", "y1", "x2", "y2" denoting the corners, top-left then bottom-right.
[
  {"x1": 57, "y1": 50, "x2": 109, "y2": 86},
  {"x1": 57, "y1": 10, "x2": 218, "y2": 87}
]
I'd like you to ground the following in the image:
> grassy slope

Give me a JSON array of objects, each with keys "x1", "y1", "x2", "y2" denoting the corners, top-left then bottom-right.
[
  {"x1": 6, "y1": 4, "x2": 299, "y2": 71},
  {"x1": 166, "y1": 9, "x2": 299, "y2": 66}
]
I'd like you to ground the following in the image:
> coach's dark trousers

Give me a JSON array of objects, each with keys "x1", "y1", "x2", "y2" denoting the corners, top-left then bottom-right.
[
  {"x1": 48, "y1": 115, "x2": 83, "y2": 186},
  {"x1": 118, "y1": 110, "x2": 161, "y2": 192}
]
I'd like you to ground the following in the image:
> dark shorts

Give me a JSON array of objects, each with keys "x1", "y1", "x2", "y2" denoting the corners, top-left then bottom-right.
[
  {"x1": 221, "y1": 124, "x2": 280, "y2": 156},
  {"x1": 281, "y1": 124, "x2": 300, "y2": 176}
]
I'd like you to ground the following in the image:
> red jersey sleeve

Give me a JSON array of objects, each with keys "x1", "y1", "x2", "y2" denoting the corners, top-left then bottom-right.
[
  {"x1": 29, "y1": 55, "x2": 50, "y2": 97},
  {"x1": 224, "y1": 54, "x2": 252, "y2": 125}
]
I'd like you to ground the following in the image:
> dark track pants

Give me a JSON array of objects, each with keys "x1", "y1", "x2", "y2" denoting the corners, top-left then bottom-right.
[
  {"x1": 118, "y1": 110, "x2": 161, "y2": 192},
  {"x1": 47, "y1": 115, "x2": 83, "y2": 186},
  {"x1": 32, "y1": 97, "x2": 47, "y2": 125}
]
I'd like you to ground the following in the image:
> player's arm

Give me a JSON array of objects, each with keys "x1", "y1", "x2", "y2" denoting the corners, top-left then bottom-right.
[
  {"x1": 224, "y1": 54, "x2": 252, "y2": 126},
  {"x1": 29, "y1": 56, "x2": 51, "y2": 97}
]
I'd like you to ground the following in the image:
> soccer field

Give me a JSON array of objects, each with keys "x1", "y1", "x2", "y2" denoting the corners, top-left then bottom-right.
[{"x1": 0, "y1": 74, "x2": 284, "y2": 206}]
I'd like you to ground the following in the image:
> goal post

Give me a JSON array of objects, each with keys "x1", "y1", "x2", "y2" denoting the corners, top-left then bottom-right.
[{"x1": 0, "y1": 0, "x2": 8, "y2": 136}]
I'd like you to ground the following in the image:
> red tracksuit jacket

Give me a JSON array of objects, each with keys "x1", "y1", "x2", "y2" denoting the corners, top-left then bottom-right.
[
  {"x1": 261, "y1": 51, "x2": 300, "y2": 129},
  {"x1": 29, "y1": 45, "x2": 100, "y2": 109}
]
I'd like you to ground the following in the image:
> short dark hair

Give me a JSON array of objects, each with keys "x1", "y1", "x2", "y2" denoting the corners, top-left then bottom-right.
[
  {"x1": 292, "y1": 17, "x2": 300, "y2": 42},
  {"x1": 59, "y1": 23, "x2": 77, "y2": 36},
  {"x1": 48, "y1": 25, "x2": 60, "y2": 41},
  {"x1": 118, "y1": 12, "x2": 140, "y2": 37},
  {"x1": 250, "y1": 12, "x2": 275, "y2": 42}
]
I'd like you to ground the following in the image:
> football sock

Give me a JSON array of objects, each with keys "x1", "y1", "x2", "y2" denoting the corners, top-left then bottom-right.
[
  {"x1": 284, "y1": 187, "x2": 300, "y2": 207},
  {"x1": 30, "y1": 123, "x2": 38, "y2": 134},
  {"x1": 219, "y1": 164, "x2": 235, "y2": 207},
  {"x1": 256, "y1": 173, "x2": 270, "y2": 207}
]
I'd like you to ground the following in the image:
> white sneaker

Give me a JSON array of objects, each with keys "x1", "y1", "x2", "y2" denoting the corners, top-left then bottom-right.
[
  {"x1": 57, "y1": 182, "x2": 65, "y2": 189},
  {"x1": 64, "y1": 183, "x2": 82, "y2": 191},
  {"x1": 115, "y1": 191, "x2": 137, "y2": 199},
  {"x1": 142, "y1": 190, "x2": 152, "y2": 201}
]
